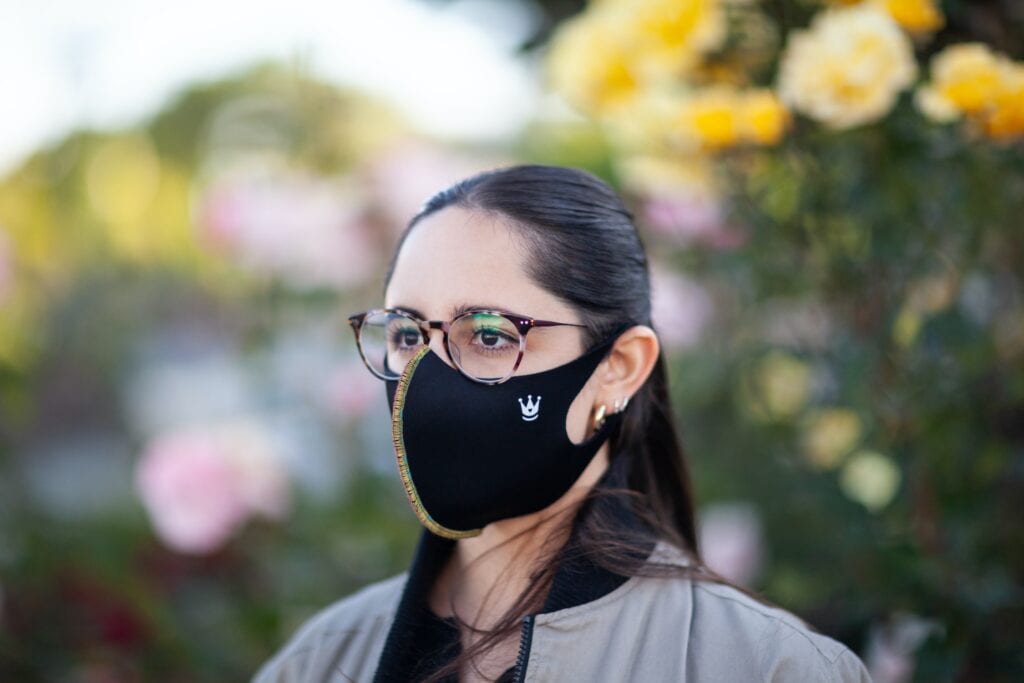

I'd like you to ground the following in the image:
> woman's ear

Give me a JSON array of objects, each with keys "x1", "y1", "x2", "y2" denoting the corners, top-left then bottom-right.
[{"x1": 596, "y1": 325, "x2": 660, "y2": 406}]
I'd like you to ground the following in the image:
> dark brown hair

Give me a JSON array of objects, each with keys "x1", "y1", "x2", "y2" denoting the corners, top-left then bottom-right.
[{"x1": 382, "y1": 164, "x2": 763, "y2": 682}]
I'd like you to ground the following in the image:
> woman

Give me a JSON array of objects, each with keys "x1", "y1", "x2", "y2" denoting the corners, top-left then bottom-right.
[{"x1": 255, "y1": 165, "x2": 871, "y2": 682}]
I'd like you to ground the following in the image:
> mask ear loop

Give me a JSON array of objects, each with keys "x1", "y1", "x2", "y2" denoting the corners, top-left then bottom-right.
[{"x1": 390, "y1": 345, "x2": 484, "y2": 540}]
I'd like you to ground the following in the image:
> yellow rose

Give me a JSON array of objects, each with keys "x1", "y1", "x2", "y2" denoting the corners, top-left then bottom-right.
[
  {"x1": 840, "y1": 450, "x2": 901, "y2": 511},
  {"x1": 930, "y1": 43, "x2": 1007, "y2": 114},
  {"x1": 982, "y1": 64, "x2": 1024, "y2": 140},
  {"x1": 681, "y1": 88, "x2": 741, "y2": 150},
  {"x1": 917, "y1": 44, "x2": 1024, "y2": 140},
  {"x1": 914, "y1": 84, "x2": 961, "y2": 123},
  {"x1": 738, "y1": 350, "x2": 813, "y2": 423},
  {"x1": 610, "y1": 0, "x2": 726, "y2": 75},
  {"x1": 546, "y1": 0, "x2": 726, "y2": 118},
  {"x1": 801, "y1": 408, "x2": 863, "y2": 470},
  {"x1": 663, "y1": 87, "x2": 790, "y2": 151},
  {"x1": 878, "y1": 0, "x2": 944, "y2": 34},
  {"x1": 546, "y1": 12, "x2": 641, "y2": 117},
  {"x1": 778, "y1": 4, "x2": 917, "y2": 129},
  {"x1": 830, "y1": 0, "x2": 945, "y2": 33},
  {"x1": 739, "y1": 90, "x2": 790, "y2": 145},
  {"x1": 600, "y1": 87, "x2": 687, "y2": 152}
]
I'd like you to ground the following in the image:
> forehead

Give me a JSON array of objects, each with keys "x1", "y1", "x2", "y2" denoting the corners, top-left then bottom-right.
[{"x1": 385, "y1": 206, "x2": 574, "y2": 322}]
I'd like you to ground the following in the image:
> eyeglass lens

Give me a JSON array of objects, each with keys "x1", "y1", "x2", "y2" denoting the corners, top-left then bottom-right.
[{"x1": 359, "y1": 310, "x2": 521, "y2": 382}]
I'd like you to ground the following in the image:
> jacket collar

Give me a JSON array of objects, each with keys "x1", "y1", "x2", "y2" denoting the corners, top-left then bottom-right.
[{"x1": 372, "y1": 457, "x2": 654, "y2": 682}]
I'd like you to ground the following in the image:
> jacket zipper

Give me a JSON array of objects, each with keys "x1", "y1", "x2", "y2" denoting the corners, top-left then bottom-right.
[{"x1": 511, "y1": 614, "x2": 536, "y2": 683}]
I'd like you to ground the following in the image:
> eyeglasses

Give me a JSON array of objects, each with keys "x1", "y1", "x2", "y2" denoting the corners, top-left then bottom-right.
[{"x1": 347, "y1": 308, "x2": 589, "y2": 385}]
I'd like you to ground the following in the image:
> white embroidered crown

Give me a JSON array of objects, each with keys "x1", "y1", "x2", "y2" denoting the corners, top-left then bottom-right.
[{"x1": 518, "y1": 394, "x2": 541, "y2": 421}]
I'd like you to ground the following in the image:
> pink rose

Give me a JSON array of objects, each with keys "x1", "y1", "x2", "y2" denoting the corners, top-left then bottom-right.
[
  {"x1": 699, "y1": 502, "x2": 764, "y2": 586},
  {"x1": 641, "y1": 193, "x2": 747, "y2": 250},
  {"x1": 650, "y1": 265, "x2": 715, "y2": 352},
  {"x1": 134, "y1": 421, "x2": 289, "y2": 554},
  {"x1": 195, "y1": 172, "x2": 378, "y2": 291},
  {"x1": 363, "y1": 139, "x2": 506, "y2": 238}
]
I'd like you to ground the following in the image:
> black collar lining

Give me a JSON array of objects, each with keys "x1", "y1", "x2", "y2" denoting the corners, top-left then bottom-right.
[{"x1": 372, "y1": 458, "x2": 655, "y2": 682}]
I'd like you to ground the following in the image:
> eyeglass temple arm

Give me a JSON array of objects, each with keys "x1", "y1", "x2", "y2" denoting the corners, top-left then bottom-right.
[{"x1": 531, "y1": 320, "x2": 589, "y2": 328}]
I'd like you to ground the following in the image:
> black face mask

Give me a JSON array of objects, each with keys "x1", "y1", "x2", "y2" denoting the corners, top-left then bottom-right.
[{"x1": 385, "y1": 326, "x2": 628, "y2": 539}]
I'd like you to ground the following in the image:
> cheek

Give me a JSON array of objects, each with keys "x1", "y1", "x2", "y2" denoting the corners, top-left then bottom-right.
[{"x1": 565, "y1": 378, "x2": 598, "y2": 445}]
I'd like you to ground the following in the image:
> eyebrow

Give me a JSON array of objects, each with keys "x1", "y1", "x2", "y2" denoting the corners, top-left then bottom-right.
[{"x1": 392, "y1": 303, "x2": 519, "y2": 320}]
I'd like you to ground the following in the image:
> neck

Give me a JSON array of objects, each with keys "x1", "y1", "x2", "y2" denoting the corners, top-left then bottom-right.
[{"x1": 429, "y1": 442, "x2": 610, "y2": 627}]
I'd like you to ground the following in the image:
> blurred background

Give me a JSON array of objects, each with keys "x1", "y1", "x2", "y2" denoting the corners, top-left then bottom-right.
[{"x1": 0, "y1": 0, "x2": 1022, "y2": 681}]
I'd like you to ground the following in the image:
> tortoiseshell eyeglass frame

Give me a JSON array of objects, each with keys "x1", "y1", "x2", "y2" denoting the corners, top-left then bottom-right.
[{"x1": 347, "y1": 307, "x2": 589, "y2": 385}]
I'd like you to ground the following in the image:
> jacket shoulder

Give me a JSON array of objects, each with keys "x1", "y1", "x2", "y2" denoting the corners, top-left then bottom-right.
[
  {"x1": 641, "y1": 543, "x2": 870, "y2": 681},
  {"x1": 690, "y1": 580, "x2": 872, "y2": 682},
  {"x1": 252, "y1": 571, "x2": 408, "y2": 682}
]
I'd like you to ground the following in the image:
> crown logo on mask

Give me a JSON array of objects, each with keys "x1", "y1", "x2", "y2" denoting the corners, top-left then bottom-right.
[{"x1": 518, "y1": 394, "x2": 542, "y2": 422}]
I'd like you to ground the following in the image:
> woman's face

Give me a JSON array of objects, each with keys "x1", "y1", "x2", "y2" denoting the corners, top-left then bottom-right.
[{"x1": 384, "y1": 205, "x2": 602, "y2": 444}]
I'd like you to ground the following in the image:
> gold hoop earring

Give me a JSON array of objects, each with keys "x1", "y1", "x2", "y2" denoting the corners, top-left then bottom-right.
[{"x1": 592, "y1": 403, "x2": 607, "y2": 431}]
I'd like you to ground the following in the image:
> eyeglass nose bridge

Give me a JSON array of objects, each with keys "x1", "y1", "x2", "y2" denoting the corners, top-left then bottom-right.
[
  {"x1": 418, "y1": 319, "x2": 452, "y2": 343},
  {"x1": 417, "y1": 319, "x2": 456, "y2": 365}
]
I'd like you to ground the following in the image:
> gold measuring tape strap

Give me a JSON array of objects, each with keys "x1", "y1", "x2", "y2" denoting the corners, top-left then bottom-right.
[{"x1": 390, "y1": 345, "x2": 483, "y2": 539}]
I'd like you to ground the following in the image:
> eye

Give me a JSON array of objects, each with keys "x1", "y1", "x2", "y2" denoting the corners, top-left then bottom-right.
[
  {"x1": 469, "y1": 325, "x2": 517, "y2": 351},
  {"x1": 388, "y1": 325, "x2": 422, "y2": 350}
]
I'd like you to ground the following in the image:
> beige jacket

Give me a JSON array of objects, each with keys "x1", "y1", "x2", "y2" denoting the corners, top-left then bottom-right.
[{"x1": 253, "y1": 540, "x2": 872, "y2": 682}]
